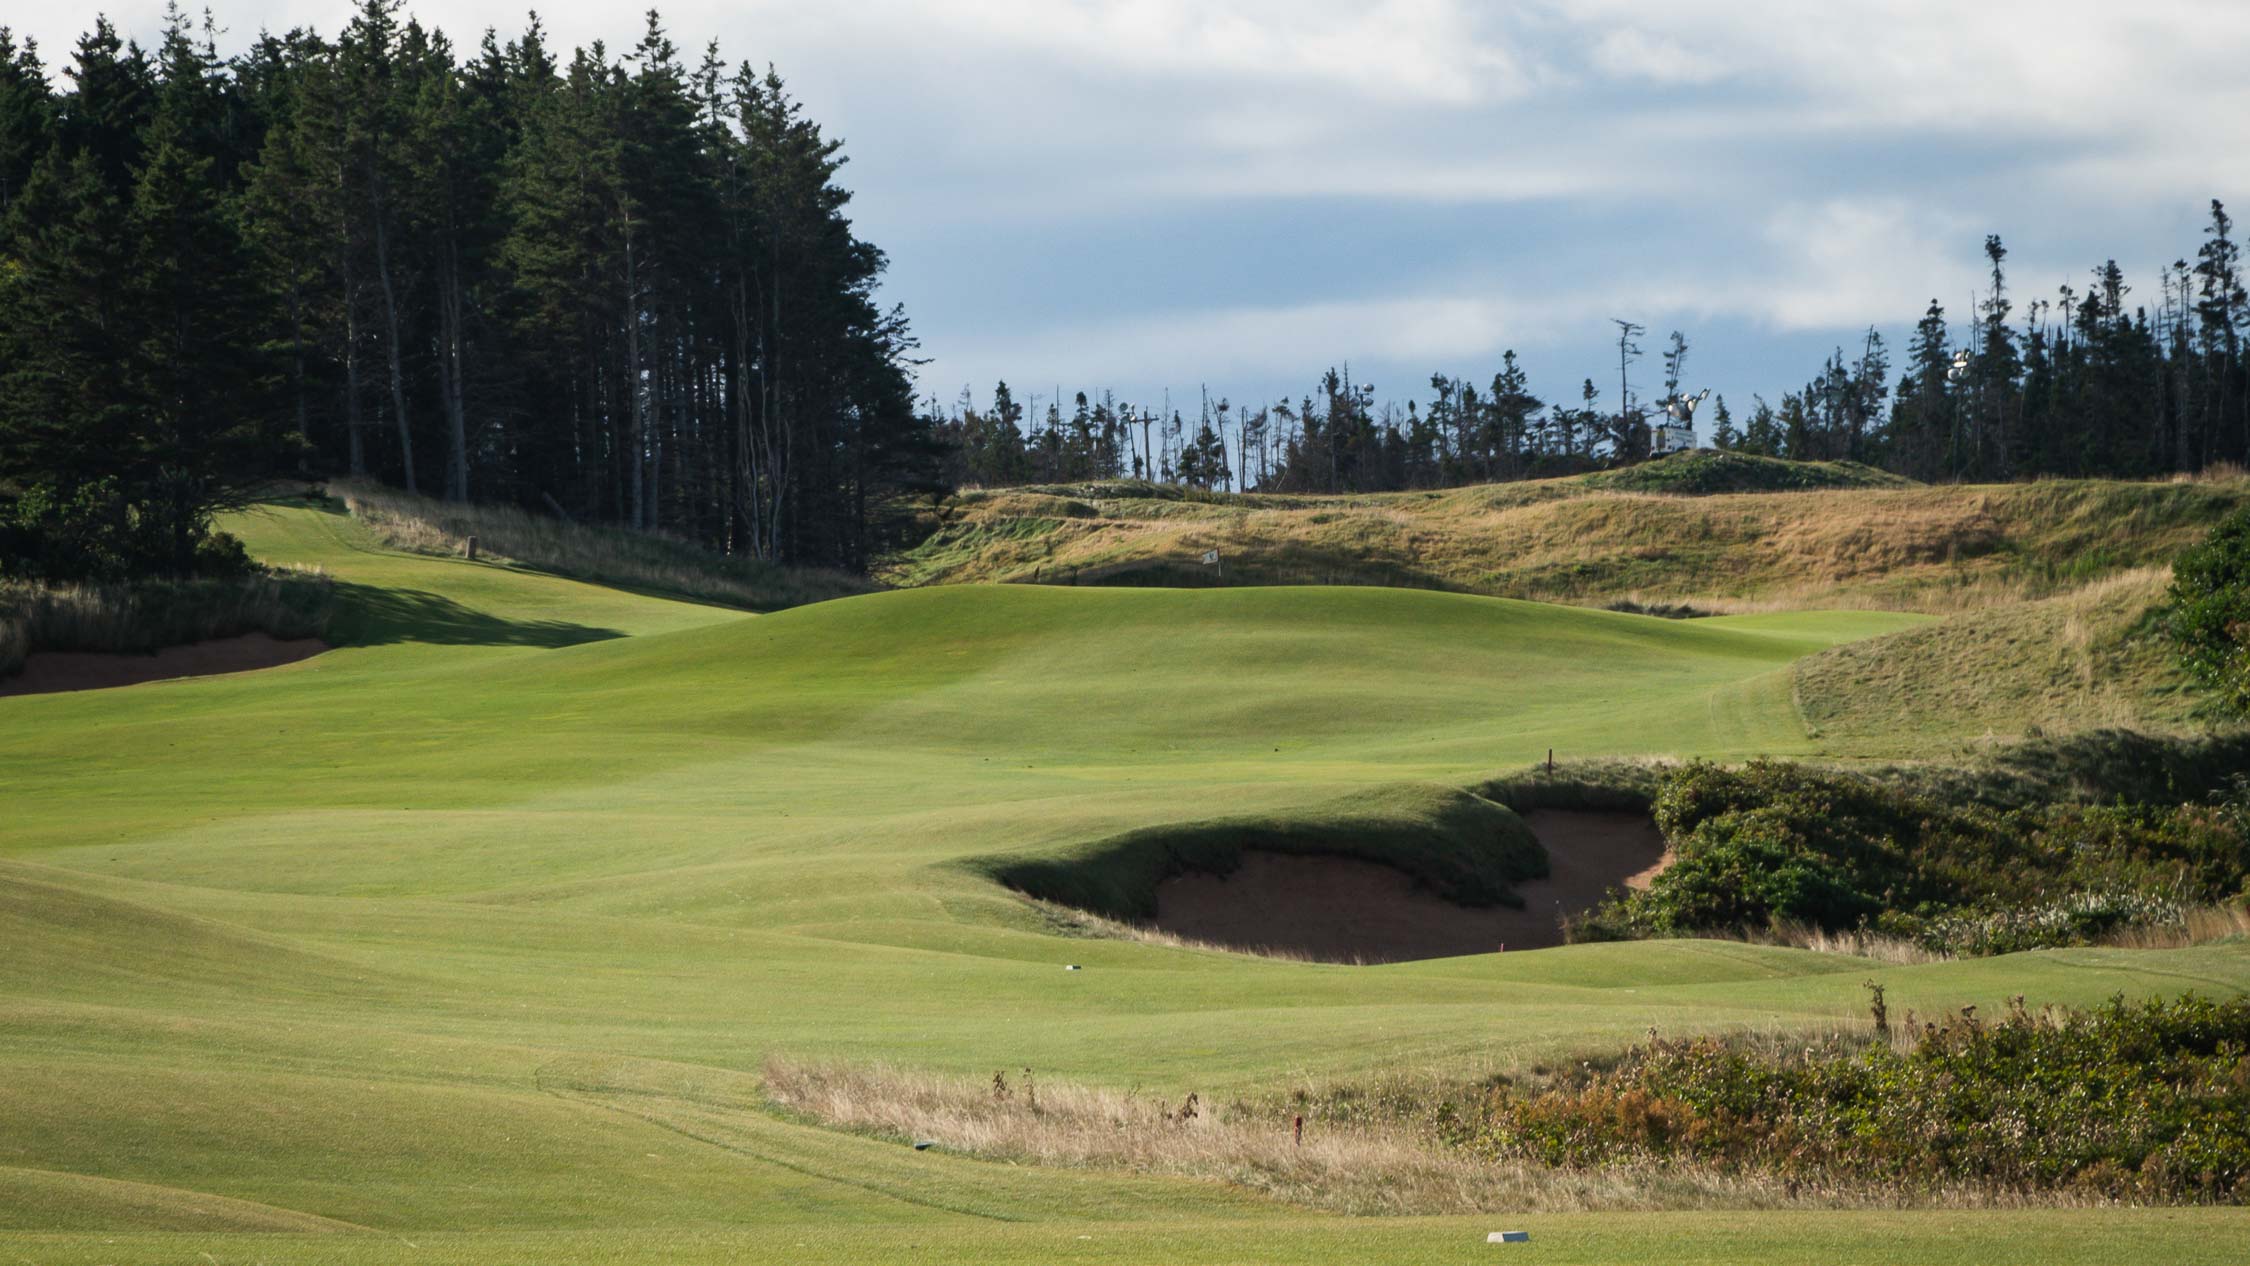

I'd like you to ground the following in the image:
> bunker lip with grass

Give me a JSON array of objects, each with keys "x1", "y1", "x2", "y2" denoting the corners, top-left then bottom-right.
[
  {"x1": 1149, "y1": 811, "x2": 1668, "y2": 962},
  {"x1": 0, "y1": 632, "x2": 330, "y2": 697}
]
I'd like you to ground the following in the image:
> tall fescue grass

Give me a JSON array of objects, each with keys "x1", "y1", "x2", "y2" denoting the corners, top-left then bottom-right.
[
  {"x1": 334, "y1": 479, "x2": 872, "y2": 612},
  {"x1": 763, "y1": 1056, "x2": 1851, "y2": 1213},
  {"x1": 0, "y1": 570, "x2": 334, "y2": 677},
  {"x1": 886, "y1": 470, "x2": 2250, "y2": 614},
  {"x1": 1793, "y1": 567, "x2": 2200, "y2": 748},
  {"x1": 762, "y1": 1038, "x2": 2208, "y2": 1212}
]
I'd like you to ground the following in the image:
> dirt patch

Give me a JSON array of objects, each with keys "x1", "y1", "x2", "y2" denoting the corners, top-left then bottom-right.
[
  {"x1": 0, "y1": 633, "x2": 329, "y2": 698},
  {"x1": 1150, "y1": 810, "x2": 1668, "y2": 963}
]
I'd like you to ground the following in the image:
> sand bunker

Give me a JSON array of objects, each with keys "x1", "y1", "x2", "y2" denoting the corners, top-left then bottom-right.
[
  {"x1": 1151, "y1": 810, "x2": 1669, "y2": 963},
  {"x1": 0, "y1": 633, "x2": 329, "y2": 698}
]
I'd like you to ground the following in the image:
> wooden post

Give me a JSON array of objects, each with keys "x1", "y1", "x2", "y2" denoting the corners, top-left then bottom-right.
[
  {"x1": 1292, "y1": 1115, "x2": 1303, "y2": 1147},
  {"x1": 465, "y1": 535, "x2": 478, "y2": 561},
  {"x1": 1547, "y1": 747, "x2": 1554, "y2": 773}
]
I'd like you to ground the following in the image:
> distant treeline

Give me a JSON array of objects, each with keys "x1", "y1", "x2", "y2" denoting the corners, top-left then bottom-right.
[
  {"x1": 946, "y1": 215, "x2": 2250, "y2": 494},
  {"x1": 0, "y1": 2, "x2": 940, "y2": 581}
]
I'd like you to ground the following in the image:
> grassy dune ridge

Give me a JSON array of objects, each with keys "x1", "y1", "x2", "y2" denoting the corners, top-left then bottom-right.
[
  {"x1": 885, "y1": 466, "x2": 2248, "y2": 613},
  {"x1": 2, "y1": 494, "x2": 2246, "y2": 1263}
]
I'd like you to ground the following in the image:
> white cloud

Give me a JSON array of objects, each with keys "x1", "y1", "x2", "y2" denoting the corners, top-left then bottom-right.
[
  {"x1": 19, "y1": 0, "x2": 2250, "y2": 402},
  {"x1": 1589, "y1": 28, "x2": 1732, "y2": 86}
]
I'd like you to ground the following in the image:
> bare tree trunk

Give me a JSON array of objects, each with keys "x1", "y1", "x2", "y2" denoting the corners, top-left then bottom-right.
[
  {"x1": 437, "y1": 237, "x2": 469, "y2": 502},
  {"x1": 624, "y1": 232, "x2": 646, "y2": 530},
  {"x1": 372, "y1": 209, "x2": 416, "y2": 494},
  {"x1": 730, "y1": 276, "x2": 761, "y2": 558},
  {"x1": 287, "y1": 285, "x2": 309, "y2": 450},
  {"x1": 344, "y1": 274, "x2": 366, "y2": 476}
]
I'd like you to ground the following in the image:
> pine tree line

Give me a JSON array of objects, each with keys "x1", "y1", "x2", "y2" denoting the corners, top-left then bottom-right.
[
  {"x1": 0, "y1": 3, "x2": 939, "y2": 580},
  {"x1": 945, "y1": 211, "x2": 2250, "y2": 495}
]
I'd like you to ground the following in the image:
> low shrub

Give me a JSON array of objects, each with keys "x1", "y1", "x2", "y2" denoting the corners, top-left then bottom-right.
[
  {"x1": 1582, "y1": 451, "x2": 1912, "y2": 496},
  {"x1": 2169, "y1": 503, "x2": 2250, "y2": 717},
  {"x1": 1462, "y1": 994, "x2": 2250, "y2": 1203},
  {"x1": 0, "y1": 476, "x2": 254, "y2": 582},
  {"x1": 1571, "y1": 760, "x2": 2250, "y2": 954}
]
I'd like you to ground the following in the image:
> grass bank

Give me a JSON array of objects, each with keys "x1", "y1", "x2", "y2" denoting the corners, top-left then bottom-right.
[
  {"x1": 883, "y1": 469, "x2": 2249, "y2": 613},
  {"x1": 767, "y1": 993, "x2": 2250, "y2": 1211},
  {"x1": 334, "y1": 479, "x2": 872, "y2": 611},
  {"x1": 970, "y1": 783, "x2": 1545, "y2": 921}
]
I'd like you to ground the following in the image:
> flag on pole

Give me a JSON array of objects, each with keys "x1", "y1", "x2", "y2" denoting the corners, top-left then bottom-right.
[{"x1": 1201, "y1": 549, "x2": 1219, "y2": 565}]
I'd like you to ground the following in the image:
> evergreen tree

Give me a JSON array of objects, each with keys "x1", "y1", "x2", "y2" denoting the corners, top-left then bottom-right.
[{"x1": 0, "y1": 29, "x2": 53, "y2": 223}]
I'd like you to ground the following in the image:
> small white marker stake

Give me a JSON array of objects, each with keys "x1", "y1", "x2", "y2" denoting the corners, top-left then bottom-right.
[{"x1": 1488, "y1": 1230, "x2": 1530, "y2": 1243}]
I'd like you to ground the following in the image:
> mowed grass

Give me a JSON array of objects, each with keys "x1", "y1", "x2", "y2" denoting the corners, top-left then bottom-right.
[{"x1": 2, "y1": 501, "x2": 2245, "y2": 1263}]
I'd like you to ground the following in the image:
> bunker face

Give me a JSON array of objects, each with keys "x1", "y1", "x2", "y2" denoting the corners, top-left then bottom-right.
[
  {"x1": 1151, "y1": 811, "x2": 1668, "y2": 963},
  {"x1": 0, "y1": 633, "x2": 330, "y2": 697}
]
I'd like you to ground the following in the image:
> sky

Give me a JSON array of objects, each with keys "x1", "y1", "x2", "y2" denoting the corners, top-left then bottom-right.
[{"x1": 19, "y1": 1, "x2": 2250, "y2": 426}]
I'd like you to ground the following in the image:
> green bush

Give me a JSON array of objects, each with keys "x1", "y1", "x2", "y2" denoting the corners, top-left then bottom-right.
[
  {"x1": 1463, "y1": 994, "x2": 2250, "y2": 1202},
  {"x1": 2169, "y1": 505, "x2": 2250, "y2": 716},
  {"x1": 1581, "y1": 450, "x2": 1911, "y2": 495},
  {"x1": 1573, "y1": 760, "x2": 2250, "y2": 953},
  {"x1": 0, "y1": 476, "x2": 250, "y2": 582}
]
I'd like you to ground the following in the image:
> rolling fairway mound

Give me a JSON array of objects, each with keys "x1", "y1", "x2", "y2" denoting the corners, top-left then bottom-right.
[{"x1": 3, "y1": 501, "x2": 2246, "y2": 1263}]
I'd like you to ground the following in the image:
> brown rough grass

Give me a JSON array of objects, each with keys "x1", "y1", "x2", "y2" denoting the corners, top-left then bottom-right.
[
  {"x1": 761, "y1": 1052, "x2": 2174, "y2": 1213},
  {"x1": 0, "y1": 570, "x2": 333, "y2": 678},
  {"x1": 882, "y1": 474, "x2": 2249, "y2": 614}
]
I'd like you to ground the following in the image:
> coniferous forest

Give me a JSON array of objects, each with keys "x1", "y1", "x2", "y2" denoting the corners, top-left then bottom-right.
[
  {"x1": 0, "y1": 2, "x2": 935, "y2": 580},
  {"x1": 940, "y1": 220, "x2": 2250, "y2": 496},
  {"x1": 3, "y1": 4, "x2": 2249, "y2": 581}
]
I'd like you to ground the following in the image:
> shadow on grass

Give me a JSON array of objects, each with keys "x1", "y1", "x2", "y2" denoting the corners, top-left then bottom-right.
[{"x1": 327, "y1": 581, "x2": 623, "y2": 649}]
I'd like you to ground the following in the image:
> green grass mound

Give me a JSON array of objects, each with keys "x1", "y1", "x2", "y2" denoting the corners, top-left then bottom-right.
[
  {"x1": 1795, "y1": 568, "x2": 2198, "y2": 753},
  {"x1": 974, "y1": 783, "x2": 1546, "y2": 921},
  {"x1": 1582, "y1": 450, "x2": 1913, "y2": 495}
]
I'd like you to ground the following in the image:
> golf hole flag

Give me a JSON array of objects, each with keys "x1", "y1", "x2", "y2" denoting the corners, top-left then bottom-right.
[{"x1": 1201, "y1": 549, "x2": 1219, "y2": 565}]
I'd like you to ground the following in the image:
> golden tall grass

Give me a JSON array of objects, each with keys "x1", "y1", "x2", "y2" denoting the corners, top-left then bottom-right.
[
  {"x1": 0, "y1": 570, "x2": 332, "y2": 677},
  {"x1": 761, "y1": 1053, "x2": 2164, "y2": 1212},
  {"x1": 1792, "y1": 567, "x2": 2195, "y2": 754},
  {"x1": 884, "y1": 474, "x2": 2248, "y2": 614}
]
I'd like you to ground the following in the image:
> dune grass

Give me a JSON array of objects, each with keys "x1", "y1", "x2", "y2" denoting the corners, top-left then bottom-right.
[
  {"x1": 0, "y1": 568, "x2": 334, "y2": 677},
  {"x1": 883, "y1": 471, "x2": 2249, "y2": 613},
  {"x1": 2, "y1": 499, "x2": 2246, "y2": 1263},
  {"x1": 1794, "y1": 568, "x2": 2202, "y2": 755}
]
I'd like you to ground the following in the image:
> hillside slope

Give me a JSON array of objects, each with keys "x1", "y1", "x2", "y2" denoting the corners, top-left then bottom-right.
[
  {"x1": 1795, "y1": 567, "x2": 2206, "y2": 754},
  {"x1": 4, "y1": 502, "x2": 2245, "y2": 1263},
  {"x1": 884, "y1": 467, "x2": 2247, "y2": 613}
]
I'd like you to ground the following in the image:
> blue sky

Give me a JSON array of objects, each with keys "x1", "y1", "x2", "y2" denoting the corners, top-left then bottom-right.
[{"x1": 22, "y1": 1, "x2": 2250, "y2": 424}]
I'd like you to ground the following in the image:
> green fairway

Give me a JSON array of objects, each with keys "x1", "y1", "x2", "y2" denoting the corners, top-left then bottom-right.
[{"x1": 3, "y1": 500, "x2": 2242, "y2": 1263}]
